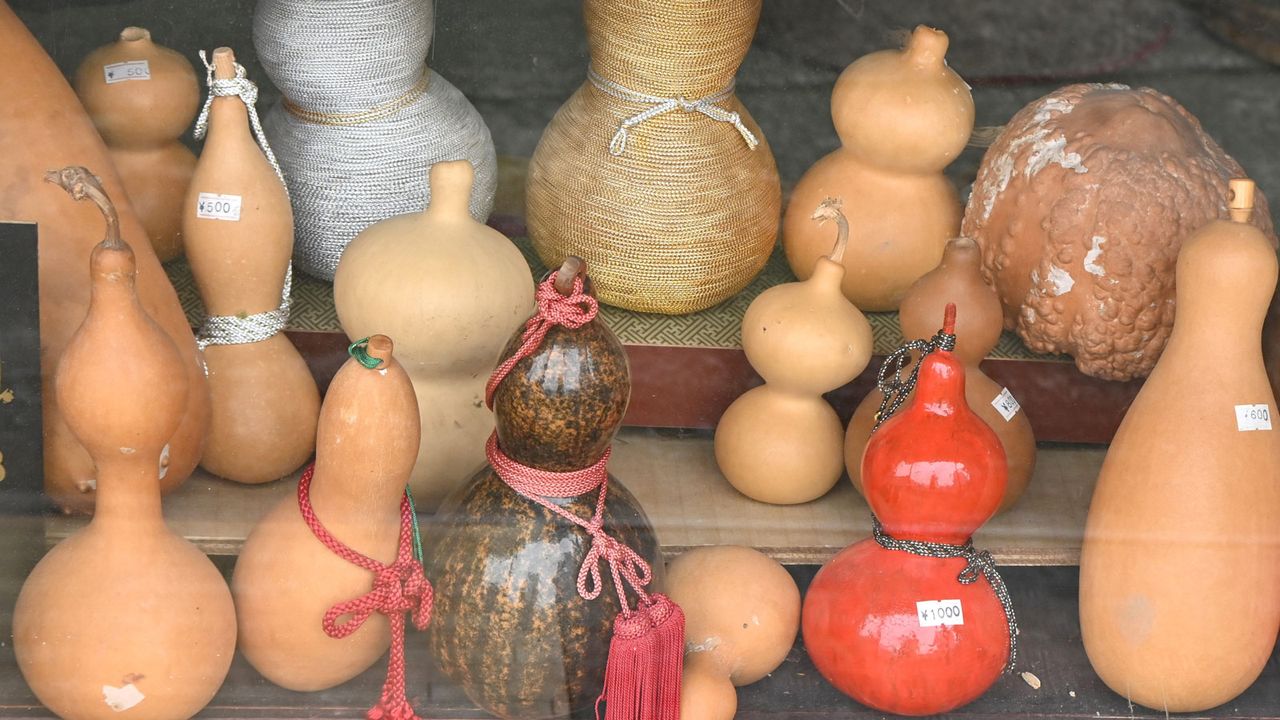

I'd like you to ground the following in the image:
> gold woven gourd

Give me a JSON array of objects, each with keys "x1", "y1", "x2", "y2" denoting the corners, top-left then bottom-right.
[{"x1": 526, "y1": 0, "x2": 781, "y2": 315}]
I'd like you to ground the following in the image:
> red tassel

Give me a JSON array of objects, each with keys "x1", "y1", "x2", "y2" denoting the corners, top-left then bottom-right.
[{"x1": 597, "y1": 593, "x2": 685, "y2": 720}]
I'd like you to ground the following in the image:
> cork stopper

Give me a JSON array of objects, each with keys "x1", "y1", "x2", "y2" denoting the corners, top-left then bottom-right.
[
  {"x1": 365, "y1": 334, "x2": 394, "y2": 364},
  {"x1": 554, "y1": 256, "x2": 586, "y2": 295},
  {"x1": 211, "y1": 47, "x2": 236, "y2": 81},
  {"x1": 1229, "y1": 178, "x2": 1256, "y2": 223}
]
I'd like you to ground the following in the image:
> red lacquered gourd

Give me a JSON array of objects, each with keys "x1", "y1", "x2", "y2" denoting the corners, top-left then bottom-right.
[
  {"x1": 802, "y1": 538, "x2": 1009, "y2": 716},
  {"x1": 861, "y1": 306, "x2": 1006, "y2": 544}
]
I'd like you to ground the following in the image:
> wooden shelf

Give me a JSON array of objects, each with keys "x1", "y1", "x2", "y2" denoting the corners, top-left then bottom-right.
[{"x1": 45, "y1": 429, "x2": 1103, "y2": 566}]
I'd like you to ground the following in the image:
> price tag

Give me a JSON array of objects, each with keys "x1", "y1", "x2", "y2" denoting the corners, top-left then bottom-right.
[
  {"x1": 991, "y1": 387, "x2": 1021, "y2": 422},
  {"x1": 916, "y1": 599, "x2": 964, "y2": 628},
  {"x1": 103, "y1": 60, "x2": 150, "y2": 84},
  {"x1": 102, "y1": 683, "x2": 145, "y2": 711},
  {"x1": 1235, "y1": 404, "x2": 1272, "y2": 432},
  {"x1": 196, "y1": 193, "x2": 242, "y2": 222}
]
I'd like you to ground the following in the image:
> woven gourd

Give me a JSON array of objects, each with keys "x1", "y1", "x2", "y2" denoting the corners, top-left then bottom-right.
[
  {"x1": 253, "y1": 0, "x2": 497, "y2": 281},
  {"x1": 526, "y1": 0, "x2": 781, "y2": 315}
]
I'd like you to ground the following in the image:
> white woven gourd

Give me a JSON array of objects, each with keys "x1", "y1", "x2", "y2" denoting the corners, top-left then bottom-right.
[{"x1": 253, "y1": 0, "x2": 497, "y2": 281}]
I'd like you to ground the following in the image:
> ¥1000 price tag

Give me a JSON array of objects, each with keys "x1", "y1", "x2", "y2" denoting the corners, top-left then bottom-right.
[
  {"x1": 991, "y1": 387, "x2": 1021, "y2": 422},
  {"x1": 1235, "y1": 404, "x2": 1272, "y2": 432},
  {"x1": 916, "y1": 599, "x2": 964, "y2": 628},
  {"x1": 196, "y1": 193, "x2": 242, "y2": 222}
]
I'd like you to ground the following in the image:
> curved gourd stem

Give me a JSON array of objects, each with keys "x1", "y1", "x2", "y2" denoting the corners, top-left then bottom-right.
[
  {"x1": 810, "y1": 198, "x2": 850, "y2": 264},
  {"x1": 45, "y1": 166, "x2": 123, "y2": 250},
  {"x1": 554, "y1": 256, "x2": 586, "y2": 295},
  {"x1": 1230, "y1": 178, "x2": 1256, "y2": 223}
]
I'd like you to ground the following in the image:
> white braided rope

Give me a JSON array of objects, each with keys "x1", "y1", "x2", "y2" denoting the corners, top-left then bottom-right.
[
  {"x1": 587, "y1": 66, "x2": 759, "y2": 157},
  {"x1": 253, "y1": 0, "x2": 496, "y2": 282},
  {"x1": 192, "y1": 49, "x2": 293, "y2": 352}
]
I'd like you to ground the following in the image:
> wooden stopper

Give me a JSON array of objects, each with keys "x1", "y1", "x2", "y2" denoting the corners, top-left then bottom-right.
[
  {"x1": 554, "y1": 256, "x2": 586, "y2": 295},
  {"x1": 212, "y1": 47, "x2": 236, "y2": 81},
  {"x1": 365, "y1": 334, "x2": 394, "y2": 364},
  {"x1": 1229, "y1": 178, "x2": 1256, "y2": 223}
]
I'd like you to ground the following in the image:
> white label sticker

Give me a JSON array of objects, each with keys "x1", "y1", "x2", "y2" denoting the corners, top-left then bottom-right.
[
  {"x1": 103, "y1": 60, "x2": 150, "y2": 84},
  {"x1": 1235, "y1": 404, "x2": 1273, "y2": 432},
  {"x1": 102, "y1": 683, "x2": 145, "y2": 712},
  {"x1": 991, "y1": 387, "x2": 1022, "y2": 422},
  {"x1": 916, "y1": 599, "x2": 964, "y2": 628},
  {"x1": 196, "y1": 193, "x2": 242, "y2": 222}
]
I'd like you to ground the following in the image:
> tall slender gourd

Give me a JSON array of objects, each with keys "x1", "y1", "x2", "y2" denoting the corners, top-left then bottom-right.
[
  {"x1": 75, "y1": 27, "x2": 199, "y2": 262},
  {"x1": 715, "y1": 199, "x2": 872, "y2": 504},
  {"x1": 13, "y1": 167, "x2": 235, "y2": 720},
  {"x1": 233, "y1": 335, "x2": 419, "y2": 690},
  {"x1": 1079, "y1": 179, "x2": 1280, "y2": 712},
  {"x1": 334, "y1": 160, "x2": 533, "y2": 508},
  {"x1": 183, "y1": 47, "x2": 320, "y2": 484},
  {"x1": 0, "y1": 1, "x2": 208, "y2": 513}
]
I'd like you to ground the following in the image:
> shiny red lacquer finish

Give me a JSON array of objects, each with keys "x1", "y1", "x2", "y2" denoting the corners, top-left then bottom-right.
[
  {"x1": 802, "y1": 539, "x2": 1010, "y2": 716},
  {"x1": 862, "y1": 308, "x2": 1007, "y2": 544}
]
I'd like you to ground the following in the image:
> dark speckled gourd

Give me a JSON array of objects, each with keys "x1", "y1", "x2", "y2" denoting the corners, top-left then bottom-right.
[{"x1": 426, "y1": 273, "x2": 661, "y2": 720}]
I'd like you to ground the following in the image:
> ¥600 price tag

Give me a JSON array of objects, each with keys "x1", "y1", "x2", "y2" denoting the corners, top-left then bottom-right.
[
  {"x1": 991, "y1": 387, "x2": 1021, "y2": 422},
  {"x1": 916, "y1": 599, "x2": 964, "y2": 628},
  {"x1": 1235, "y1": 404, "x2": 1272, "y2": 432},
  {"x1": 196, "y1": 193, "x2": 242, "y2": 222}
]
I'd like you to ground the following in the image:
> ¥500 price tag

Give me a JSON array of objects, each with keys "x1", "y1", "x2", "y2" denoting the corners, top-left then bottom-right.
[
  {"x1": 1235, "y1": 404, "x2": 1272, "y2": 432},
  {"x1": 196, "y1": 193, "x2": 242, "y2": 222},
  {"x1": 991, "y1": 387, "x2": 1021, "y2": 422},
  {"x1": 916, "y1": 599, "x2": 964, "y2": 628},
  {"x1": 103, "y1": 60, "x2": 150, "y2": 84}
]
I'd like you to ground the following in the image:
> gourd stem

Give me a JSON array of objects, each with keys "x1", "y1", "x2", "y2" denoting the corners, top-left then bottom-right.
[
  {"x1": 905, "y1": 25, "x2": 948, "y2": 67},
  {"x1": 45, "y1": 166, "x2": 123, "y2": 250},
  {"x1": 120, "y1": 27, "x2": 150, "y2": 42},
  {"x1": 554, "y1": 256, "x2": 586, "y2": 295},
  {"x1": 811, "y1": 198, "x2": 850, "y2": 264}
]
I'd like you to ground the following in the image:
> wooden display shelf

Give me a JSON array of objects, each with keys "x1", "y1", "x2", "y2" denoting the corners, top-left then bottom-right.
[{"x1": 45, "y1": 429, "x2": 1104, "y2": 566}]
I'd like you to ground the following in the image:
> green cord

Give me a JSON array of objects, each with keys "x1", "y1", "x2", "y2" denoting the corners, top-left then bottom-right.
[
  {"x1": 405, "y1": 486, "x2": 424, "y2": 565},
  {"x1": 348, "y1": 337, "x2": 383, "y2": 369}
]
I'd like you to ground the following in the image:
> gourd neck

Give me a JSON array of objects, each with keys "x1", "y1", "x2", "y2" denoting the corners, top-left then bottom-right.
[
  {"x1": 913, "y1": 352, "x2": 966, "y2": 408},
  {"x1": 206, "y1": 95, "x2": 251, "y2": 144},
  {"x1": 90, "y1": 459, "x2": 166, "y2": 531},
  {"x1": 904, "y1": 26, "x2": 948, "y2": 69},
  {"x1": 309, "y1": 465, "x2": 407, "y2": 521}
]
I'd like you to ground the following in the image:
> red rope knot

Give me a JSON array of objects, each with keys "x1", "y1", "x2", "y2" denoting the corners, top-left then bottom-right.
[
  {"x1": 578, "y1": 518, "x2": 654, "y2": 611},
  {"x1": 485, "y1": 272, "x2": 599, "y2": 409},
  {"x1": 323, "y1": 557, "x2": 434, "y2": 638}
]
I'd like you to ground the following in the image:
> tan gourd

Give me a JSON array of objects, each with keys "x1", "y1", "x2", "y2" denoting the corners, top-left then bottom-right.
[
  {"x1": 233, "y1": 334, "x2": 418, "y2": 690},
  {"x1": 715, "y1": 200, "x2": 872, "y2": 504},
  {"x1": 845, "y1": 238, "x2": 1035, "y2": 512},
  {"x1": 183, "y1": 47, "x2": 319, "y2": 484},
  {"x1": 75, "y1": 27, "x2": 199, "y2": 262},
  {"x1": 0, "y1": 1, "x2": 208, "y2": 514},
  {"x1": 783, "y1": 26, "x2": 973, "y2": 311},
  {"x1": 679, "y1": 654, "x2": 737, "y2": 720},
  {"x1": 1078, "y1": 179, "x2": 1280, "y2": 712},
  {"x1": 334, "y1": 160, "x2": 533, "y2": 509},
  {"x1": 13, "y1": 168, "x2": 235, "y2": 720}
]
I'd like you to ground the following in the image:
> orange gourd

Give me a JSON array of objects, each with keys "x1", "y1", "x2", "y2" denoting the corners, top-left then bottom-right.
[
  {"x1": 782, "y1": 26, "x2": 973, "y2": 311},
  {"x1": 75, "y1": 27, "x2": 199, "y2": 262},
  {"x1": 183, "y1": 47, "x2": 319, "y2": 484},
  {"x1": 334, "y1": 160, "x2": 533, "y2": 508},
  {"x1": 13, "y1": 168, "x2": 235, "y2": 720},
  {"x1": 846, "y1": 238, "x2": 1035, "y2": 512},
  {"x1": 1079, "y1": 179, "x2": 1280, "y2": 711},
  {"x1": 0, "y1": 1, "x2": 208, "y2": 513},
  {"x1": 715, "y1": 200, "x2": 872, "y2": 504},
  {"x1": 233, "y1": 335, "x2": 419, "y2": 690}
]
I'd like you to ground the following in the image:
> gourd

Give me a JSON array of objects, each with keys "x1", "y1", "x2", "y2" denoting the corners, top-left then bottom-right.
[
  {"x1": 1079, "y1": 179, "x2": 1280, "y2": 712},
  {"x1": 964, "y1": 83, "x2": 1276, "y2": 381},
  {"x1": 0, "y1": 1, "x2": 208, "y2": 513},
  {"x1": 846, "y1": 238, "x2": 1035, "y2": 512},
  {"x1": 233, "y1": 335, "x2": 419, "y2": 690},
  {"x1": 334, "y1": 160, "x2": 533, "y2": 508},
  {"x1": 13, "y1": 167, "x2": 235, "y2": 720},
  {"x1": 666, "y1": 545, "x2": 799, "y2": 719},
  {"x1": 715, "y1": 200, "x2": 872, "y2": 504},
  {"x1": 783, "y1": 25, "x2": 972, "y2": 311},
  {"x1": 74, "y1": 27, "x2": 199, "y2": 263},
  {"x1": 183, "y1": 47, "x2": 320, "y2": 484}
]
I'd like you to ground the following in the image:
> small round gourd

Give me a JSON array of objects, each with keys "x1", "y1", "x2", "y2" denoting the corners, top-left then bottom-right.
[
  {"x1": 74, "y1": 27, "x2": 199, "y2": 262},
  {"x1": 716, "y1": 201, "x2": 872, "y2": 504},
  {"x1": 680, "y1": 654, "x2": 737, "y2": 720},
  {"x1": 783, "y1": 25, "x2": 973, "y2": 311}
]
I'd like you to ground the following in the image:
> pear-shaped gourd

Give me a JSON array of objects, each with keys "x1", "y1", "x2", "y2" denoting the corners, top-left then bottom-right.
[
  {"x1": 334, "y1": 160, "x2": 533, "y2": 509},
  {"x1": 0, "y1": 3, "x2": 208, "y2": 514},
  {"x1": 233, "y1": 335, "x2": 419, "y2": 690},
  {"x1": 1079, "y1": 179, "x2": 1280, "y2": 712},
  {"x1": 783, "y1": 25, "x2": 973, "y2": 311},
  {"x1": 847, "y1": 238, "x2": 1035, "y2": 512},
  {"x1": 716, "y1": 200, "x2": 872, "y2": 504},
  {"x1": 75, "y1": 27, "x2": 199, "y2": 262},
  {"x1": 184, "y1": 47, "x2": 320, "y2": 485},
  {"x1": 13, "y1": 168, "x2": 235, "y2": 720}
]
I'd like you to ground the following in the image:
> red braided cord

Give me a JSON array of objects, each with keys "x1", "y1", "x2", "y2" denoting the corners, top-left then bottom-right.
[
  {"x1": 297, "y1": 465, "x2": 432, "y2": 720},
  {"x1": 485, "y1": 272, "x2": 598, "y2": 409},
  {"x1": 487, "y1": 433, "x2": 653, "y2": 615}
]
